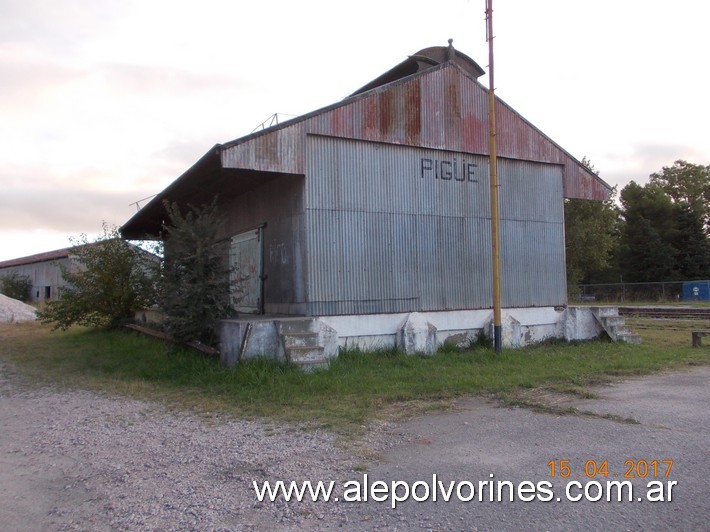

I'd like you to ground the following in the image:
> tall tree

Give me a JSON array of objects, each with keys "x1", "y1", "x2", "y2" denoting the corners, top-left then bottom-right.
[
  {"x1": 564, "y1": 157, "x2": 621, "y2": 291},
  {"x1": 564, "y1": 194, "x2": 620, "y2": 288},
  {"x1": 673, "y1": 202, "x2": 710, "y2": 279},
  {"x1": 617, "y1": 182, "x2": 679, "y2": 282},
  {"x1": 649, "y1": 160, "x2": 710, "y2": 229}
]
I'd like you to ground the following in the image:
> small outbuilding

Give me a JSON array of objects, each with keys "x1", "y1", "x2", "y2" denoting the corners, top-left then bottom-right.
[
  {"x1": 0, "y1": 243, "x2": 158, "y2": 304},
  {"x1": 0, "y1": 247, "x2": 76, "y2": 302},
  {"x1": 121, "y1": 43, "x2": 617, "y2": 366}
]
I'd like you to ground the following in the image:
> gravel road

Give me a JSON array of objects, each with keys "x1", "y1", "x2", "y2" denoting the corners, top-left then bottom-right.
[
  {"x1": 0, "y1": 361, "x2": 367, "y2": 530},
  {"x1": 1, "y1": 359, "x2": 708, "y2": 531}
]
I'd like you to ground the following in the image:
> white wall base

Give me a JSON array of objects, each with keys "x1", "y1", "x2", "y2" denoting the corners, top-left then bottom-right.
[{"x1": 219, "y1": 306, "x2": 607, "y2": 366}]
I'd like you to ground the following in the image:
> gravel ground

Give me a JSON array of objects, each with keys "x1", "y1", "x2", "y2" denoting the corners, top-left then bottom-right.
[
  {"x1": 5, "y1": 346, "x2": 705, "y2": 531},
  {"x1": 0, "y1": 361, "x2": 406, "y2": 531}
]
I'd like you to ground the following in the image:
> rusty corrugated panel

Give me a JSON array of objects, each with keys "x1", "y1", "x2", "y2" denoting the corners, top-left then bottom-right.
[
  {"x1": 221, "y1": 125, "x2": 305, "y2": 174},
  {"x1": 419, "y1": 70, "x2": 445, "y2": 149},
  {"x1": 443, "y1": 66, "x2": 463, "y2": 152},
  {"x1": 218, "y1": 61, "x2": 608, "y2": 200}
]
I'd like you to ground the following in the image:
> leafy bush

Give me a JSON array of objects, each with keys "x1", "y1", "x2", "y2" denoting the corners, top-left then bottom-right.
[
  {"x1": 0, "y1": 272, "x2": 32, "y2": 302},
  {"x1": 37, "y1": 224, "x2": 157, "y2": 329}
]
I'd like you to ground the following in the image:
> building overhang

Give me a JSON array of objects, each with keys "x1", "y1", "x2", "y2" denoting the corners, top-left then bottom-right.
[{"x1": 120, "y1": 147, "x2": 299, "y2": 240}]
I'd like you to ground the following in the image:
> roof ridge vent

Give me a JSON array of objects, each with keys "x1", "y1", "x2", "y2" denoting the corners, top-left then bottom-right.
[{"x1": 447, "y1": 38, "x2": 455, "y2": 60}]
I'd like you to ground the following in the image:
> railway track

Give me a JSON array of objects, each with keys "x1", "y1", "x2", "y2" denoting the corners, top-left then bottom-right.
[{"x1": 617, "y1": 306, "x2": 710, "y2": 321}]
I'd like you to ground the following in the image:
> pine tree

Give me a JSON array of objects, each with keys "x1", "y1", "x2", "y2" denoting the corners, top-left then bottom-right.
[
  {"x1": 617, "y1": 182, "x2": 678, "y2": 282},
  {"x1": 673, "y1": 203, "x2": 710, "y2": 280},
  {"x1": 157, "y1": 198, "x2": 235, "y2": 348}
]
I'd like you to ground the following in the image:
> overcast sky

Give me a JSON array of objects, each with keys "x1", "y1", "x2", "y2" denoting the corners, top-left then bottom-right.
[{"x1": 1, "y1": 0, "x2": 708, "y2": 261}]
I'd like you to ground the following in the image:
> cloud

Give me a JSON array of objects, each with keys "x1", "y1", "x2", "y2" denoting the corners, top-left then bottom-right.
[
  {"x1": 0, "y1": 46, "x2": 86, "y2": 110},
  {"x1": 595, "y1": 142, "x2": 708, "y2": 190},
  {"x1": 97, "y1": 63, "x2": 247, "y2": 95},
  {"x1": 0, "y1": 184, "x2": 152, "y2": 232},
  {"x1": 0, "y1": 0, "x2": 125, "y2": 51}
]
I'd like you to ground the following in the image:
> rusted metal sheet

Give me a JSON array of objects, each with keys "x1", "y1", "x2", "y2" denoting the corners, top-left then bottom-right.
[
  {"x1": 221, "y1": 125, "x2": 305, "y2": 174},
  {"x1": 218, "y1": 62, "x2": 608, "y2": 201}
]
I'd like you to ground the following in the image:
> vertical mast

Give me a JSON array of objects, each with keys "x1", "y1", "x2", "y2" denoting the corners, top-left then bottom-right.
[{"x1": 486, "y1": 0, "x2": 503, "y2": 354}]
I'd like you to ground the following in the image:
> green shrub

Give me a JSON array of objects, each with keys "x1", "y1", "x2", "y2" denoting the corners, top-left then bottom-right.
[
  {"x1": 37, "y1": 224, "x2": 157, "y2": 330},
  {"x1": 0, "y1": 272, "x2": 33, "y2": 302}
]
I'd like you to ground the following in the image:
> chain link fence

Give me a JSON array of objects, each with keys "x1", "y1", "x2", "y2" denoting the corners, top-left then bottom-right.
[{"x1": 574, "y1": 282, "x2": 687, "y2": 304}]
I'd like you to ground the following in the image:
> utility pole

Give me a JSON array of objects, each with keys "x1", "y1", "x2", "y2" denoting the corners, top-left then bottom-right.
[{"x1": 486, "y1": 0, "x2": 503, "y2": 354}]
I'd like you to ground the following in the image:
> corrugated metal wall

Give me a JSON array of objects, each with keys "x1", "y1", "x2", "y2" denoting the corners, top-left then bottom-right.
[
  {"x1": 0, "y1": 259, "x2": 70, "y2": 302},
  {"x1": 305, "y1": 136, "x2": 565, "y2": 315},
  {"x1": 219, "y1": 175, "x2": 308, "y2": 315}
]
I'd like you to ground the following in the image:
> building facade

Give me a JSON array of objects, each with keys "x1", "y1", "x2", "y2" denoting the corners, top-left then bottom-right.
[
  {"x1": 121, "y1": 44, "x2": 614, "y2": 364},
  {"x1": 0, "y1": 248, "x2": 74, "y2": 303}
]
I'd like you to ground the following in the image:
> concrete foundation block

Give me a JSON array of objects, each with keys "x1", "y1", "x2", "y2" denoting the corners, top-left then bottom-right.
[
  {"x1": 397, "y1": 312, "x2": 438, "y2": 355},
  {"x1": 502, "y1": 314, "x2": 522, "y2": 348},
  {"x1": 564, "y1": 307, "x2": 603, "y2": 341},
  {"x1": 220, "y1": 319, "x2": 284, "y2": 367},
  {"x1": 317, "y1": 321, "x2": 339, "y2": 361}
]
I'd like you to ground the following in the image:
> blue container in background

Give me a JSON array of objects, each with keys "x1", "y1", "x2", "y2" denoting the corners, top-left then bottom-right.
[{"x1": 682, "y1": 281, "x2": 710, "y2": 302}]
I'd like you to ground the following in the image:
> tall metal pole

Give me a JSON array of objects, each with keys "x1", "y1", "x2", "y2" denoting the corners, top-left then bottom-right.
[{"x1": 486, "y1": 0, "x2": 503, "y2": 354}]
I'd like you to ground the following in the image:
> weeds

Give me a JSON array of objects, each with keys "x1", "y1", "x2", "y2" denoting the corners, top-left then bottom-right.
[{"x1": 0, "y1": 320, "x2": 708, "y2": 433}]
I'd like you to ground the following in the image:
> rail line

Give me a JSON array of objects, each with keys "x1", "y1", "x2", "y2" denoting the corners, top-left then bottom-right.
[{"x1": 617, "y1": 307, "x2": 710, "y2": 321}]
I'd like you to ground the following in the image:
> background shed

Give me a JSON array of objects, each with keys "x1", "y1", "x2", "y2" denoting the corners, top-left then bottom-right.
[{"x1": 0, "y1": 248, "x2": 74, "y2": 302}]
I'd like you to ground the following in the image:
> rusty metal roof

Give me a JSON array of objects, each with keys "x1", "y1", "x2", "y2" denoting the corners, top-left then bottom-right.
[
  {"x1": 0, "y1": 242, "x2": 158, "y2": 269},
  {"x1": 0, "y1": 247, "x2": 73, "y2": 269},
  {"x1": 351, "y1": 42, "x2": 485, "y2": 96},
  {"x1": 121, "y1": 45, "x2": 611, "y2": 240}
]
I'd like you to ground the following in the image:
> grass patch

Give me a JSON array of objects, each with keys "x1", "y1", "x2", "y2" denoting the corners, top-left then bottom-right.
[{"x1": 1, "y1": 321, "x2": 708, "y2": 433}]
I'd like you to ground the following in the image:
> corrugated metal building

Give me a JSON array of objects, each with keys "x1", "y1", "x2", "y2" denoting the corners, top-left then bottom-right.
[
  {"x1": 121, "y1": 44, "x2": 612, "y2": 360},
  {"x1": 0, "y1": 248, "x2": 75, "y2": 302},
  {"x1": 0, "y1": 243, "x2": 159, "y2": 304}
]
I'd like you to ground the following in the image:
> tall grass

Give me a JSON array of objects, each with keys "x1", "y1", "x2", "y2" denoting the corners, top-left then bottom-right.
[{"x1": 1, "y1": 321, "x2": 707, "y2": 432}]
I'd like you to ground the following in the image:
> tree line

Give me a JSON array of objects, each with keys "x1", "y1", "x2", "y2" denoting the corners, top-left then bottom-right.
[{"x1": 565, "y1": 159, "x2": 710, "y2": 292}]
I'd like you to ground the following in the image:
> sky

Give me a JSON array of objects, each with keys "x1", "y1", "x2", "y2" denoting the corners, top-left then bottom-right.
[{"x1": 1, "y1": 0, "x2": 708, "y2": 262}]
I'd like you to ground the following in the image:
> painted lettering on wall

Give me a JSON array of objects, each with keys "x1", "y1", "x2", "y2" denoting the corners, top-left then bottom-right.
[{"x1": 420, "y1": 157, "x2": 479, "y2": 183}]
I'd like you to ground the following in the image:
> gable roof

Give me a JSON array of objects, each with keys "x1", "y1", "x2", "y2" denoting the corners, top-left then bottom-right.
[
  {"x1": 0, "y1": 241, "x2": 158, "y2": 269},
  {"x1": 351, "y1": 41, "x2": 486, "y2": 96},
  {"x1": 0, "y1": 247, "x2": 73, "y2": 269},
  {"x1": 121, "y1": 46, "x2": 611, "y2": 240}
]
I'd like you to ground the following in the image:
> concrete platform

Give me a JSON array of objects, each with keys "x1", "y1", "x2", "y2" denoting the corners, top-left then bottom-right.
[{"x1": 219, "y1": 306, "x2": 636, "y2": 369}]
